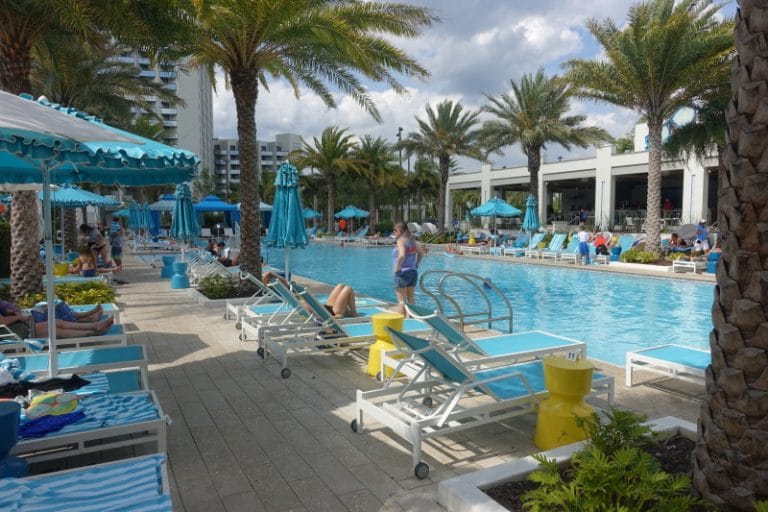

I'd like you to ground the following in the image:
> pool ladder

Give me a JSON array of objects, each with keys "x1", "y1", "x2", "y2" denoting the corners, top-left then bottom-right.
[{"x1": 417, "y1": 270, "x2": 513, "y2": 333}]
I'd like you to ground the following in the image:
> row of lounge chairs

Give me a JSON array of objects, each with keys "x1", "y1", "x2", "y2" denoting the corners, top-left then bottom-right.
[{"x1": 1, "y1": 291, "x2": 172, "y2": 507}]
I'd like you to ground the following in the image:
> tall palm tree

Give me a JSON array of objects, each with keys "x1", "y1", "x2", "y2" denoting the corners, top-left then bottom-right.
[
  {"x1": 353, "y1": 135, "x2": 400, "y2": 225},
  {"x1": 693, "y1": 1, "x2": 768, "y2": 508},
  {"x1": 291, "y1": 127, "x2": 360, "y2": 232},
  {"x1": 481, "y1": 69, "x2": 612, "y2": 207},
  {"x1": 184, "y1": 0, "x2": 435, "y2": 285},
  {"x1": 398, "y1": 100, "x2": 484, "y2": 231},
  {"x1": 565, "y1": 0, "x2": 732, "y2": 255},
  {"x1": 409, "y1": 157, "x2": 439, "y2": 221},
  {"x1": 0, "y1": 0, "x2": 186, "y2": 299}
]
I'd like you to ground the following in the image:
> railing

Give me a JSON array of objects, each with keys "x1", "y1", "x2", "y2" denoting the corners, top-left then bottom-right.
[{"x1": 417, "y1": 270, "x2": 513, "y2": 333}]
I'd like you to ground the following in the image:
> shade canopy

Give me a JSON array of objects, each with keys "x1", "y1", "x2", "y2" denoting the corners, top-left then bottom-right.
[
  {"x1": 170, "y1": 184, "x2": 199, "y2": 241},
  {"x1": 522, "y1": 195, "x2": 540, "y2": 232},
  {"x1": 194, "y1": 195, "x2": 238, "y2": 212},
  {"x1": 37, "y1": 185, "x2": 119, "y2": 208},
  {"x1": 470, "y1": 197, "x2": 521, "y2": 217},
  {"x1": 334, "y1": 205, "x2": 369, "y2": 219},
  {"x1": 149, "y1": 194, "x2": 176, "y2": 211},
  {"x1": 0, "y1": 91, "x2": 198, "y2": 377},
  {"x1": 303, "y1": 207, "x2": 322, "y2": 219},
  {"x1": 112, "y1": 208, "x2": 130, "y2": 218}
]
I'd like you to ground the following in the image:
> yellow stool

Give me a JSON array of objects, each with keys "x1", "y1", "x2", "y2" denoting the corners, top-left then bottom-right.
[
  {"x1": 534, "y1": 356, "x2": 594, "y2": 450},
  {"x1": 367, "y1": 312, "x2": 404, "y2": 379},
  {"x1": 53, "y1": 262, "x2": 70, "y2": 276}
]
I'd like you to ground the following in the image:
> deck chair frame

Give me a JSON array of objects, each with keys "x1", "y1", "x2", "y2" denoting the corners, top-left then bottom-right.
[
  {"x1": 13, "y1": 390, "x2": 167, "y2": 464},
  {"x1": 354, "y1": 328, "x2": 614, "y2": 479},
  {"x1": 626, "y1": 344, "x2": 708, "y2": 386},
  {"x1": 671, "y1": 259, "x2": 707, "y2": 273}
]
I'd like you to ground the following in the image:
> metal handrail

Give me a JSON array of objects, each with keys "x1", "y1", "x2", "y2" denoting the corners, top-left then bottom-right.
[{"x1": 417, "y1": 270, "x2": 514, "y2": 333}]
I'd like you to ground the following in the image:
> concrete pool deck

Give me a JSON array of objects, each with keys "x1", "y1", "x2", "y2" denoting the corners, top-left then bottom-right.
[{"x1": 62, "y1": 253, "x2": 706, "y2": 511}]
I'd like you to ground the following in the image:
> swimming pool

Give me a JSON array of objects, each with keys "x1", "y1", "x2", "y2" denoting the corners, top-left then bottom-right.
[{"x1": 265, "y1": 244, "x2": 714, "y2": 366}]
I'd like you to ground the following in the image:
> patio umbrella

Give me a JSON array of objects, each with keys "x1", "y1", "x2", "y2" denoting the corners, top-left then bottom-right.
[
  {"x1": 0, "y1": 91, "x2": 197, "y2": 376},
  {"x1": 149, "y1": 194, "x2": 176, "y2": 211},
  {"x1": 170, "y1": 184, "x2": 199, "y2": 260},
  {"x1": 265, "y1": 162, "x2": 308, "y2": 279},
  {"x1": 334, "y1": 205, "x2": 369, "y2": 219},
  {"x1": 303, "y1": 207, "x2": 322, "y2": 219},
  {"x1": 471, "y1": 197, "x2": 521, "y2": 237},
  {"x1": 112, "y1": 208, "x2": 130, "y2": 218},
  {"x1": 522, "y1": 195, "x2": 540, "y2": 233}
]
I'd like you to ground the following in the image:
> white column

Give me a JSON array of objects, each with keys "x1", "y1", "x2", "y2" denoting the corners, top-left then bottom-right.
[
  {"x1": 594, "y1": 145, "x2": 614, "y2": 230},
  {"x1": 479, "y1": 163, "x2": 492, "y2": 202},
  {"x1": 681, "y1": 154, "x2": 707, "y2": 224}
]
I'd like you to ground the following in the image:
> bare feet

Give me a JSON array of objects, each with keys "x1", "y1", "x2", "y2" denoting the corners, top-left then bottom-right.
[{"x1": 95, "y1": 316, "x2": 115, "y2": 332}]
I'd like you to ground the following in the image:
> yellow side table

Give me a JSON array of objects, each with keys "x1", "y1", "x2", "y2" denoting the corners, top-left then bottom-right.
[
  {"x1": 367, "y1": 312, "x2": 404, "y2": 378},
  {"x1": 534, "y1": 356, "x2": 594, "y2": 450}
]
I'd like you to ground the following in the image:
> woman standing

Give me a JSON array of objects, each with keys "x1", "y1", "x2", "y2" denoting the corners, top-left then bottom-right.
[{"x1": 392, "y1": 222, "x2": 424, "y2": 315}]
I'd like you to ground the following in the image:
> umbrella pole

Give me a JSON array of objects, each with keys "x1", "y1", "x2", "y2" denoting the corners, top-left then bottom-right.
[
  {"x1": 42, "y1": 169, "x2": 58, "y2": 376},
  {"x1": 284, "y1": 249, "x2": 290, "y2": 282}
]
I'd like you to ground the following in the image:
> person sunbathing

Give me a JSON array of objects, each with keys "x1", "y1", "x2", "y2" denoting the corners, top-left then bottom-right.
[
  {"x1": 0, "y1": 302, "x2": 115, "y2": 340},
  {"x1": 322, "y1": 284, "x2": 359, "y2": 318}
]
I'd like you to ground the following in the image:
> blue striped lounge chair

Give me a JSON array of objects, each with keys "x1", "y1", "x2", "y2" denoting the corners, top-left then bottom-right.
[
  {"x1": 507, "y1": 233, "x2": 544, "y2": 257},
  {"x1": 527, "y1": 233, "x2": 565, "y2": 259},
  {"x1": 246, "y1": 281, "x2": 429, "y2": 378},
  {"x1": 626, "y1": 344, "x2": 708, "y2": 387},
  {"x1": 559, "y1": 237, "x2": 581, "y2": 264},
  {"x1": 354, "y1": 328, "x2": 614, "y2": 479},
  {"x1": 2, "y1": 454, "x2": 172, "y2": 511}
]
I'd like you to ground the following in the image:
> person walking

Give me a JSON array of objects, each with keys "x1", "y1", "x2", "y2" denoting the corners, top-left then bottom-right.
[{"x1": 392, "y1": 222, "x2": 424, "y2": 315}]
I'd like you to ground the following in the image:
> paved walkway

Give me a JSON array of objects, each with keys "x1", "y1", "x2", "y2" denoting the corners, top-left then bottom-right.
[{"x1": 106, "y1": 254, "x2": 703, "y2": 511}]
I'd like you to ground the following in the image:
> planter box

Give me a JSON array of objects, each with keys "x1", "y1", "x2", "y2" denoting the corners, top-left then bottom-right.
[
  {"x1": 438, "y1": 416, "x2": 696, "y2": 512},
  {"x1": 186, "y1": 287, "x2": 252, "y2": 309}
]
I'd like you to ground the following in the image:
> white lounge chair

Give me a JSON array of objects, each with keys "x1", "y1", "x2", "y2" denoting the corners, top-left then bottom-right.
[
  {"x1": 672, "y1": 259, "x2": 707, "y2": 274},
  {"x1": 354, "y1": 328, "x2": 614, "y2": 479},
  {"x1": 625, "y1": 344, "x2": 709, "y2": 386}
]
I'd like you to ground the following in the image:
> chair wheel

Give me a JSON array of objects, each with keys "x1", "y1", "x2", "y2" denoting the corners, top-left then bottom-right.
[
  {"x1": 375, "y1": 371, "x2": 383, "y2": 382},
  {"x1": 257, "y1": 347, "x2": 265, "y2": 358},
  {"x1": 281, "y1": 368, "x2": 291, "y2": 379},
  {"x1": 350, "y1": 419, "x2": 359, "y2": 432},
  {"x1": 235, "y1": 322, "x2": 241, "y2": 330},
  {"x1": 422, "y1": 397, "x2": 433, "y2": 408},
  {"x1": 414, "y1": 462, "x2": 429, "y2": 479},
  {"x1": 238, "y1": 333, "x2": 244, "y2": 341}
]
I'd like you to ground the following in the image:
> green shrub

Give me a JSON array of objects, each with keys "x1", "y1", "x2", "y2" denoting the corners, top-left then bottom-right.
[
  {"x1": 10, "y1": 281, "x2": 115, "y2": 308},
  {"x1": 619, "y1": 248, "x2": 658, "y2": 264},
  {"x1": 374, "y1": 220, "x2": 394, "y2": 235},
  {"x1": 523, "y1": 409, "x2": 701, "y2": 511},
  {"x1": 198, "y1": 274, "x2": 235, "y2": 299}
]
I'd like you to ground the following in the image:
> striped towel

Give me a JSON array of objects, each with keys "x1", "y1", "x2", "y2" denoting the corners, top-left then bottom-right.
[
  {"x1": 73, "y1": 372, "x2": 110, "y2": 396},
  {"x1": 0, "y1": 454, "x2": 171, "y2": 511}
]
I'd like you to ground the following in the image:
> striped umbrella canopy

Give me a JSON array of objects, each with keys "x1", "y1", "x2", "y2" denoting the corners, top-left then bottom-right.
[
  {"x1": 37, "y1": 185, "x2": 119, "y2": 208},
  {"x1": 265, "y1": 162, "x2": 308, "y2": 278},
  {"x1": 0, "y1": 90, "x2": 197, "y2": 377},
  {"x1": 522, "y1": 195, "x2": 540, "y2": 232},
  {"x1": 170, "y1": 184, "x2": 199, "y2": 241}
]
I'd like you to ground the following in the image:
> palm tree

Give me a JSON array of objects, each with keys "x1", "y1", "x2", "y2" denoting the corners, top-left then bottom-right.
[
  {"x1": 0, "y1": 0, "x2": 186, "y2": 299},
  {"x1": 398, "y1": 100, "x2": 484, "y2": 231},
  {"x1": 292, "y1": 127, "x2": 360, "y2": 232},
  {"x1": 481, "y1": 69, "x2": 612, "y2": 207},
  {"x1": 353, "y1": 135, "x2": 400, "y2": 225},
  {"x1": 693, "y1": 2, "x2": 768, "y2": 508},
  {"x1": 565, "y1": 0, "x2": 732, "y2": 255},
  {"x1": 409, "y1": 157, "x2": 439, "y2": 221},
  {"x1": 184, "y1": 0, "x2": 435, "y2": 285}
]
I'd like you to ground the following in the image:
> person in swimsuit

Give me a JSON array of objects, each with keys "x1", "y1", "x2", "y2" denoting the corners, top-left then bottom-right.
[
  {"x1": 79, "y1": 223, "x2": 110, "y2": 267},
  {"x1": 0, "y1": 300, "x2": 115, "y2": 339},
  {"x1": 392, "y1": 222, "x2": 424, "y2": 315}
]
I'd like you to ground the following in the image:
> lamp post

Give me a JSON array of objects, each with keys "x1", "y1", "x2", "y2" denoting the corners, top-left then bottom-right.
[{"x1": 397, "y1": 126, "x2": 403, "y2": 169}]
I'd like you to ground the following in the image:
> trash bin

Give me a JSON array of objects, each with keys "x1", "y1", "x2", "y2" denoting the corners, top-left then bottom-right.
[
  {"x1": 610, "y1": 247, "x2": 621, "y2": 261},
  {"x1": 707, "y1": 252, "x2": 721, "y2": 274},
  {"x1": 170, "y1": 262, "x2": 189, "y2": 289}
]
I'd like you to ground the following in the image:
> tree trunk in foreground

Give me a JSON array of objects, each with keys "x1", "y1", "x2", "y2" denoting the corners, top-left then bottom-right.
[
  {"x1": 693, "y1": 2, "x2": 768, "y2": 509},
  {"x1": 10, "y1": 191, "x2": 42, "y2": 300}
]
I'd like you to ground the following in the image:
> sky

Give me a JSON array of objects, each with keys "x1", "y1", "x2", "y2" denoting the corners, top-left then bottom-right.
[{"x1": 211, "y1": 0, "x2": 737, "y2": 171}]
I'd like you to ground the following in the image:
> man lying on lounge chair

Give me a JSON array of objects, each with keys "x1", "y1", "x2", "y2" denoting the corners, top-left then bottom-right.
[{"x1": 0, "y1": 300, "x2": 115, "y2": 339}]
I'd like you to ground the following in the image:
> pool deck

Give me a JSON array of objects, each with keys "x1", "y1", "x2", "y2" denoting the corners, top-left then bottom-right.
[{"x1": 44, "y1": 254, "x2": 706, "y2": 511}]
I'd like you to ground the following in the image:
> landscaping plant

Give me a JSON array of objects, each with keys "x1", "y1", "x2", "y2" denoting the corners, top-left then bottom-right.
[{"x1": 198, "y1": 274, "x2": 235, "y2": 299}]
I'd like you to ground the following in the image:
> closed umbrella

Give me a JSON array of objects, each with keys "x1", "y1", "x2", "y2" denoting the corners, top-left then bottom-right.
[
  {"x1": 264, "y1": 162, "x2": 308, "y2": 279},
  {"x1": 170, "y1": 184, "x2": 199, "y2": 261},
  {"x1": 522, "y1": 195, "x2": 540, "y2": 233},
  {"x1": 0, "y1": 91, "x2": 197, "y2": 376}
]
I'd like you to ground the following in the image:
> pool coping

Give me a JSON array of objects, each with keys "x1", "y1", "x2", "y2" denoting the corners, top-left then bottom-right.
[{"x1": 437, "y1": 416, "x2": 696, "y2": 512}]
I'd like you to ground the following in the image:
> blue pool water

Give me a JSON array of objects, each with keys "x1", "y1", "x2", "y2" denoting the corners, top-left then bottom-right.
[{"x1": 265, "y1": 244, "x2": 714, "y2": 366}]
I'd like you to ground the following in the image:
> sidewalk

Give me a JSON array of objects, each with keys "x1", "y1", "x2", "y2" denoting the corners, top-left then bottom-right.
[{"x1": 112, "y1": 255, "x2": 703, "y2": 512}]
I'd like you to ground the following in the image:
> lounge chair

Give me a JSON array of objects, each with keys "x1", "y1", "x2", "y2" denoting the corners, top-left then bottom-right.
[
  {"x1": 353, "y1": 328, "x2": 614, "y2": 479},
  {"x1": 671, "y1": 259, "x2": 707, "y2": 274},
  {"x1": 69, "y1": 302, "x2": 121, "y2": 323},
  {"x1": 626, "y1": 344, "x2": 708, "y2": 386},
  {"x1": 244, "y1": 281, "x2": 428, "y2": 378},
  {"x1": 1, "y1": 454, "x2": 172, "y2": 511},
  {"x1": 527, "y1": 233, "x2": 565, "y2": 259},
  {"x1": 559, "y1": 237, "x2": 581, "y2": 264},
  {"x1": 512, "y1": 232, "x2": 544, "y2": 257},
  {"x1": 501, "y1": 234, "x2": 529, "y2": 256},
  {"x1": 540, "y1": 233, "x2": 568, "y2": 260},
  {"x1": 12, "y1": 389, "x2": 167, "y2": 464}
]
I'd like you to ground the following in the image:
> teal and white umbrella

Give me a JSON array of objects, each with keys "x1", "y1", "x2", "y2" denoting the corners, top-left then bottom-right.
[
  {"x1": 0, "y1": 91, "x2": 198, "y2": 376},
  {"x1": 522, "y1": 195, "x2": 540, "y2": 233},
  {"x1": 170, "y1": 184, "x2": 199, "y2": 260},
  {"x1": 265, "y1": 162, "x2": 308, "y2": 279}
]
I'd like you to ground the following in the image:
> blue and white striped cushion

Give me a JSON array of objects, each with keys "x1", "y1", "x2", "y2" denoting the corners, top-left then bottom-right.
[{"x1": 0, "y1": 454, "x2": 171, "y2": 511}]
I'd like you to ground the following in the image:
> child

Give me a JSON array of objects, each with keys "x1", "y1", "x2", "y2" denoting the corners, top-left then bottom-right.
[
  {"x1": 70, "y1": 246, "x2": 97, "y2": 276},
  {"x1": 577, "y1": 226, "x2": 591, "y2": 265}
]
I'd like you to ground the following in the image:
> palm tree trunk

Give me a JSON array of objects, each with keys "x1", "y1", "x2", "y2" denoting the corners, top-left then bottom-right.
[
  {"x1": 230, "y1": 71, "x2": 261, "y2": 290},
  {"x1": 63, "y1": 209, "x2": 78, "y2": 252},
  {"x1": 716, "y1": 144, "x2": 726, "y2": 231},
  {"x1": 693, "y1": 2, "x2": 768, "y2": 508},
  {"x1": 526, "y1": 147, "x2": 541, "y2": 203},
  {"x1": 327, "y1": 176, "x2": 336, "y2": 233},
  {"x1": 368, "y1": 186, "x2": 376, "y2": 226},
  {"x1": 437, "y1": 155, "x2": 450, "y2": 231},
  {"x1": 644, "y1": 120, "x2": 662, "y2": 255},
  {"x1": 10, "y1": 191, "x2": 42, "y2": 300}
]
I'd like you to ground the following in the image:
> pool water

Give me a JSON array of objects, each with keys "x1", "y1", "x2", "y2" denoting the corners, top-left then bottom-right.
[{"x1": 265, "y1": 244, "x2": 714, "y2": 366}]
